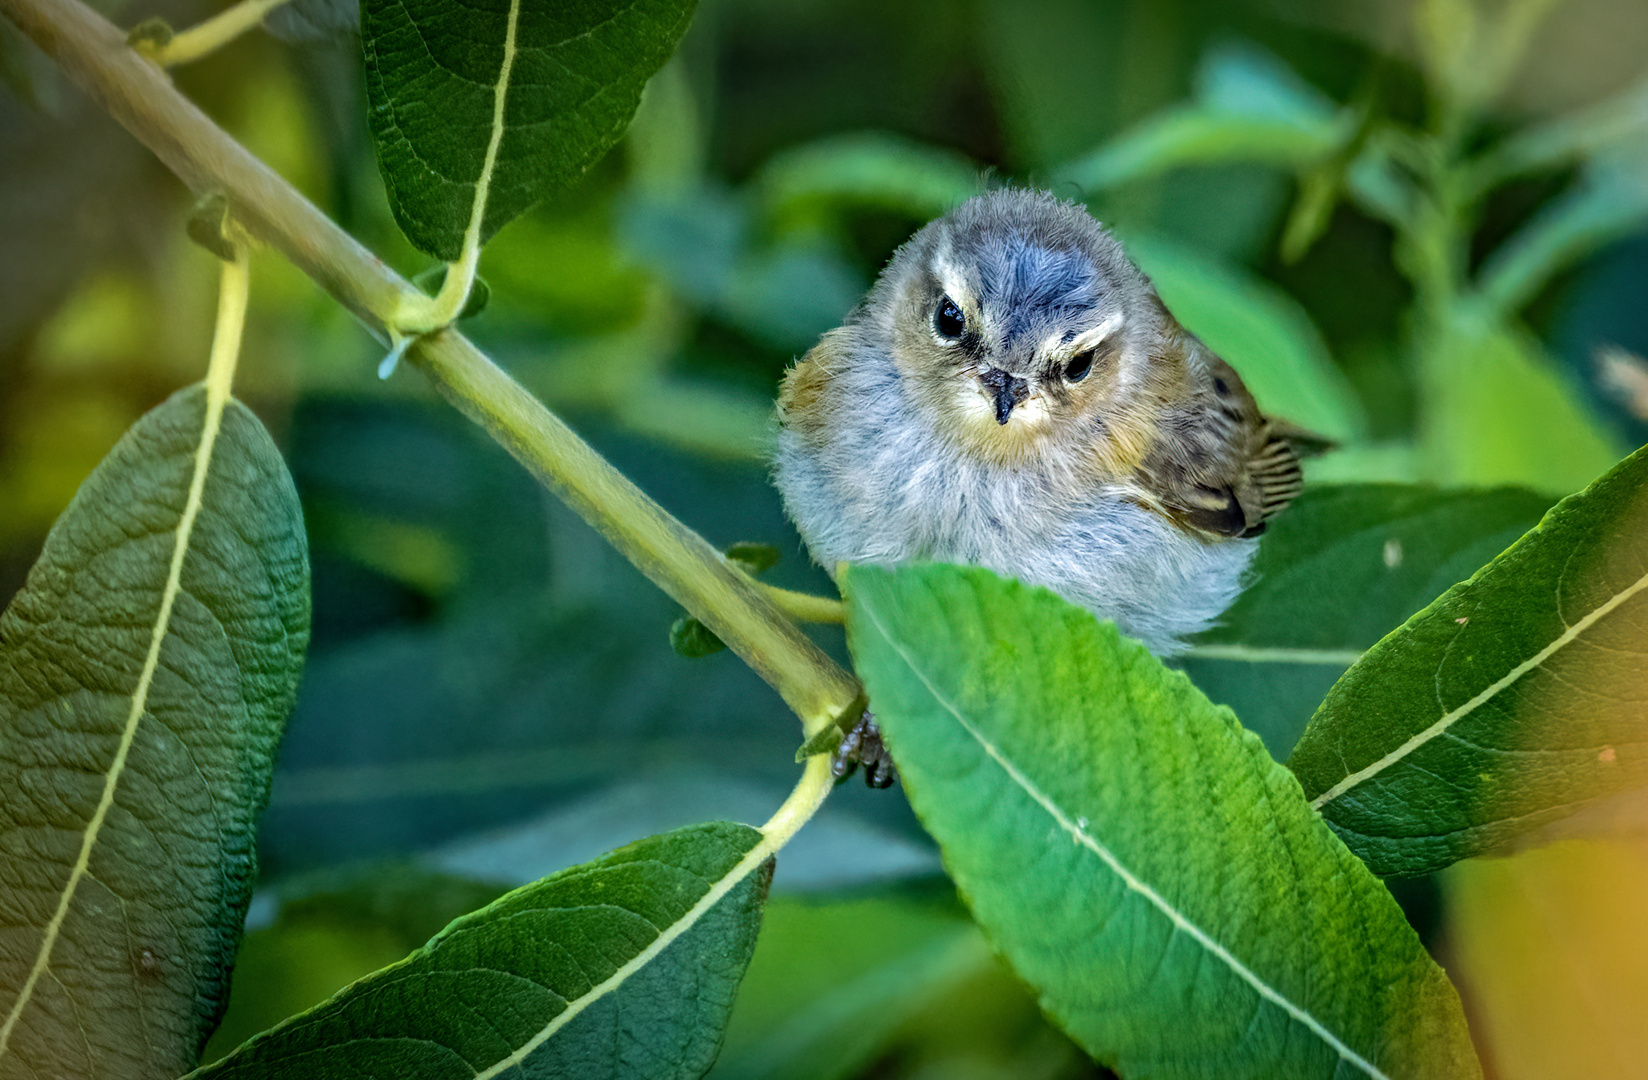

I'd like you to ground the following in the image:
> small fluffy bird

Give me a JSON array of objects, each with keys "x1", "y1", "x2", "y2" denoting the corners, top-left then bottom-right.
[{"x1": 774, "y1": 190, "x2": 1322, "y2": 778}]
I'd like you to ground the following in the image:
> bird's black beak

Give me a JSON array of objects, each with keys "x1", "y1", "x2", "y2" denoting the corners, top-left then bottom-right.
[{"x1": 979, "y1": 368, "x2": 1030, "y2": 425}]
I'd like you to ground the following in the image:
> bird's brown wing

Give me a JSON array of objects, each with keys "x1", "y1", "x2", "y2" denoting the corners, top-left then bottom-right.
[
  {"x1": 1134, "y1": 355, "x2": 1328, "y2": 540},
  {"x1": 1233, "y1": 420, "x2": 1311, "y2": 536}
]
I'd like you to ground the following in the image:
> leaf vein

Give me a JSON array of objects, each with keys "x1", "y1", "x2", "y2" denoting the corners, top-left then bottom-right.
[{"x1": 1312, "y1": 567, "x2": 1648, "y2": 809}]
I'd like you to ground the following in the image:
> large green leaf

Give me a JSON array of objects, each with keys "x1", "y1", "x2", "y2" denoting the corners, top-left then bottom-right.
[
  {"x1": 363, "y1": 0, "x2": 697, "y2": 260},
  {"x1": 844, "y1": 563, "x2": 1479, "y2": 1080},
  {"x1": 1203, "y1": 485, "x2": 1554, "y2": 654},
  {"x1": 1183, "y1": 485, "x2": 1552, "y2": 758},
  {"x1": 1289, "y1": 445, "x2": 1648, "y2": 878},
  {"x1": 1122, "y1": 234, "x2": 1367, "y2": 442},
  {"x1": 1418, "y1": 309, "x2": 1622, "y2": 494},
  {"x1": 0, "y1": 386, "x2": 310, "y2": 1079},
  {"x1": 192, "y1": 821, "x2": 772, "y2": 1079}
]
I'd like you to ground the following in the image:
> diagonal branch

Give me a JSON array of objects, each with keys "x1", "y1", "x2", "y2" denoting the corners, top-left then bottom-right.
[{"x1": 0, "y1": 0, "x2": 864, "y2": 738}]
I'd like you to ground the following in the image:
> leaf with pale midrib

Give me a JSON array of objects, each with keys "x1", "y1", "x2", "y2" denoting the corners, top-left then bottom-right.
[
  {"x1": 1290, "y1": 444, "x2": 1648, "y2": 878},
  {"x1": 1202, "y1": 485, "x2": 1554, "y2": 654},
  {"x1": 845, "y1": 563, "x2": 1480, "y2": 1080},
  {"x1": 363, "y1": 0, "x2": 697, "y2": 261},
  {"x1": 1182, "y1": 484, "x2": 1552, "y2": 758},
  {"x1": 192, "y1": 821, "x2": 772, "y2": 1080},
  {"x1": 0, "y1": 386, "x2": 310, "y2": 1080}
]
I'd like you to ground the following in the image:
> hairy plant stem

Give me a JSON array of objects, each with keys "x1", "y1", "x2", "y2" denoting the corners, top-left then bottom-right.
[{"x1": 0, "y1": 0, "x2": 864, "y2": 740}]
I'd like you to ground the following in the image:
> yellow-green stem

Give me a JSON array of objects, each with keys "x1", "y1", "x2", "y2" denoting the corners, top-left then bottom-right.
[
  {"x1": 206, "y1": 240, "x2": 251, "y2": 395},
  {"x1": 0, "y1": 0, "x2": 864, "y2": 741},
  {"x1": 144, "y1": 0, "x2": 294, "y2": 67},
  {"x1": 760, "y1": 753, "x2": 835, "y2": 847},
  {"x1": 755, "y1": 581, "x2": 845, "y2": 625}
]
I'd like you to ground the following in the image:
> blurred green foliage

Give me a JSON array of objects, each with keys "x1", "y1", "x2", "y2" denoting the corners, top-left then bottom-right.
[{"x1": 4, "y1": 0, "x2": 1648, "y2": 1073}]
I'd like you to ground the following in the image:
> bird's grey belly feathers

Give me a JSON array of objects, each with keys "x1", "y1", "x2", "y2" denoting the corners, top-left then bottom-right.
[{"x1": 774, "y1": 411, "x2": 1256, "y2": 657}]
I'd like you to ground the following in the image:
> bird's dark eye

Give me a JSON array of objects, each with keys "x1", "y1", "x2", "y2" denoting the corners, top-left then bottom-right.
[
  {"x1": 1064, "y1": 349, "x2": 1096, "y2": 383},
  {"x1": 934, "y1": 296, "x2": 966, "y2": 339}
]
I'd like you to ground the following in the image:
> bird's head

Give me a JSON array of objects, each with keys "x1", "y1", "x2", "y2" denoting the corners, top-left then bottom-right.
[{"x1": 875, "y1": 190, "x2": 1189, "y2": 471}]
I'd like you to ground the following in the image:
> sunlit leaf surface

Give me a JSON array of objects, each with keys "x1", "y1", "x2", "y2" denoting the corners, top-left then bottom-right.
[
  {"x1": 1420, "y1": 311, "x2": 1623, "y2": 495},
  {"x1": 845, "y1": 563, "x2": 1479, "y2": 1080}
]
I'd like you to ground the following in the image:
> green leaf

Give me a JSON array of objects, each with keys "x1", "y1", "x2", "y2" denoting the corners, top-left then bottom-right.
[
  {"x1": 792, "y1": 723, "x2": 841, "y2": 764},
  {"x1": 0, "y1": 385, "x2": 311, "y2": 1078},
  {"x1": 363, "y1": 0, "x2": 697, "y2": 260},
  {"x1": 1467, "y1": 78, "x2": 1648, "y2": 191},
  {"x1": 205, "y1": 867, "x2": 511, "y2": 1064},
  {"x1": 1418, "y1": 309, "x2": 1622, "y2": 494},
  {"x1": 124, "y1": 15, "x2": 173, "y2": 49},
  {"x1": 1061, "y1": 110, "x2": 1337, "y2": 193},
  {"x1": 723, "y1": 542, "x2": 780, "y2": 576},
  {"x1": 193, "y1": 821, "x2": 773, "y2": 1079},
  {"x1": 1184, "y1": 484, "x2": 1552, "y2": 758},
  {"x1": 1122, "y1": 233, "x2": 1367, "y2": 441},
  {"x1": 187, "y1": 192, "x2": 238, "y2": 263},
  {"x1": 753, "y1": 132, "x2": 985, "y2": 225},
  {"x1": 1477, "y1": 149, "x2": 1648, "y2": 317},
  {"x1": 1289, "y1": 445, "x2": 1648, "y2": 879},
  {"x1": 844, "y1": 563, "x2": 1480, "y2": 1080},
  {"x1": 1056, "y1": 43, "x2": 1348, "y2": 193},
  {"x1": 671, "y1": 614, "x2": 728, "y2": 657},
  {"x1": 1207, "y1": 486, "x2": 1554, "y2": 653},
  {"x1": 423, "y1": 774, "x2": 938, "y2": 892}
]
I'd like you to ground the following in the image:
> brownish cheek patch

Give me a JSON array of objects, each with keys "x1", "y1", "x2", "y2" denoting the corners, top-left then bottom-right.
[{"x1": 1093, "y1": 412, "x2": 1155, "y2": 474}]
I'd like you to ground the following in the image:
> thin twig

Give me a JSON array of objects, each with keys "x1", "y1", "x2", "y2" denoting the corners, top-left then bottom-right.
[{"x1": 140, "y1": 0, "x2": 295, "y2": 67}]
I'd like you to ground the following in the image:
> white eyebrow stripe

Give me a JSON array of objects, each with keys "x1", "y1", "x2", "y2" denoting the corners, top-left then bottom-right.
[
  {"x1": 930, "y1": 249, "x2": 975, "y2": 314},
  {"x1": 1069, "y1": 312, "x2": 1124, "y2": 355}
]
